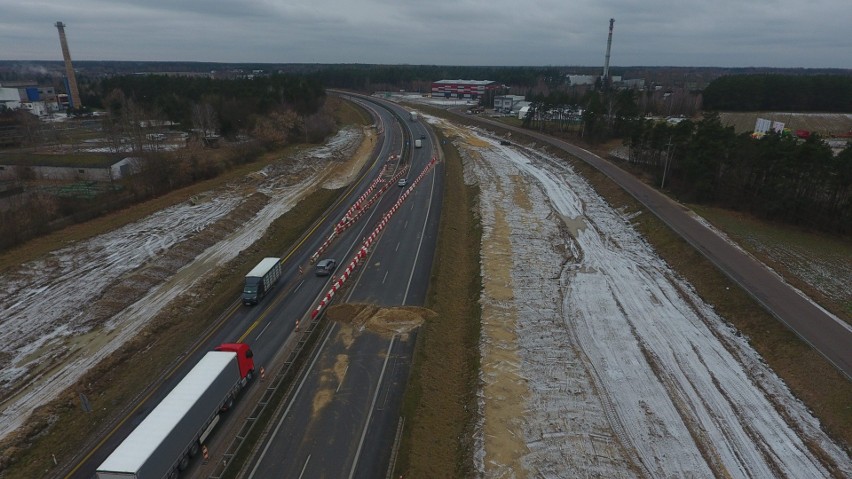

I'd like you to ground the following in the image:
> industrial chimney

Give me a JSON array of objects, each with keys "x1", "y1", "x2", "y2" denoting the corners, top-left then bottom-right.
[
  {"x1": 602, "y1": 18, "x2": 615, "y2": 85},
  {"x1": 55, "y1": 21, "x2": 82, "y2": 110}
]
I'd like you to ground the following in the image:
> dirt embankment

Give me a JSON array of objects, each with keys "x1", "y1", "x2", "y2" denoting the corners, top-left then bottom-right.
[{"x1": 325, "y1": 303, "x2": 434, "y2": 338}]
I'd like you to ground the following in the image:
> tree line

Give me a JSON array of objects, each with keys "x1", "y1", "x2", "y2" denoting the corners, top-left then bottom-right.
[
  {"x1": 623, "y1": 113, "x2": 852, "y2": 234},
  {"x1": 88, "y1": 73, "x2": 327, "y2": 139},
  {"x1": 703, "y1": 74, "x2": 852, "y2": 112}
]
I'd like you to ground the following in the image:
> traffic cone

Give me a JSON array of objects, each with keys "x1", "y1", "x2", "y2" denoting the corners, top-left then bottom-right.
[
  {"x1": 202, "y1": 444, "x2": 209, "y2": 463},
  {"x1": 260, "y1": 366, "x2": 265, "y2": 381},
  {"x1": 295, "y1": 320, "x2": 300, "y2": 331}
]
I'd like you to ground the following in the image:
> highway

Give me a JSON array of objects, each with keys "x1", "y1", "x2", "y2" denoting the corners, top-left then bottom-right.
[
  {"x1": 455, "y1": 111, "x2": 852, "y2": 380},
  {"x1": 66, "y1": 95, "x2": 435, "y2": 478},
  {"x1": 243, "y1": 96, "x2": 441, "y2": 478}
]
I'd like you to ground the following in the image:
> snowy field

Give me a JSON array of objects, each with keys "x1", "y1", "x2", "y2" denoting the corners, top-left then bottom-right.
[
  {"x1": 426, "y1": 116, "x2": 851, "y2": 477},
  {"x1": 0, "y1": 127, "x2": 364, "y2": 441}
]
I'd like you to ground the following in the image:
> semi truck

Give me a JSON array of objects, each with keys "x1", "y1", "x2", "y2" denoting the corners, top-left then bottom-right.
[
  {"x1": 96, "y1": 343, "x2": 255, "y2": 479},
  {"x1": 409, "y1": 111, "x2": 418, "y2": 121},
  {"x1": 242, "y1": 257, "x2": 283, "y2": 306}
]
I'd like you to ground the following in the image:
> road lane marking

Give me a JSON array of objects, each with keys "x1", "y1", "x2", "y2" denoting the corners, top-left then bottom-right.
[
  {"x1": 247, "y1": 322, "x2": 338, "y2": 479},
  {"x1": 403, "y1": 161, "x2": 437, "y2": 304},
  {"x1": 255, "y1": 322, "x2": 271, "y2": 342},
  {"x1": 349, "y1": 335, "x2": 396, "y2": 479},
  {"x1": 298, "y1": 454, "x2": 311, "y2": 479},
  {"x1": 336, "y1": 365, "x2": 349, "y2": 393},
  {"x1": 382, "y1": 270, "x2": 389, "y2": 284}
]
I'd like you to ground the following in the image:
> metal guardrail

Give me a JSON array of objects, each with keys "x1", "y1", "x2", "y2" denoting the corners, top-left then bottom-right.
[{"x1": 207, "y1": 313, "x2": 329, "y2": 479}]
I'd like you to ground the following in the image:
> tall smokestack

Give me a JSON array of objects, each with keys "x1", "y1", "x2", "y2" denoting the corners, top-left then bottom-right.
[
  {"x1": 55, "y1": 21, "x2": 82, "y2": 110},
  {"x1": 603, "y1": 18, "x2": 615, "y2": 83}
]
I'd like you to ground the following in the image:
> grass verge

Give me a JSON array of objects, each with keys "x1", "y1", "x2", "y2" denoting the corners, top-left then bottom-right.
[
  {"x1": 394, "y1": 130, "x2": 482, "y2": 477},
  {"x1": 690, "y1": 205, "x2": 851, "y2": 321}
]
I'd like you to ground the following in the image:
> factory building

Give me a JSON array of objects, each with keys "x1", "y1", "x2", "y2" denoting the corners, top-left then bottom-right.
[
  {"x1": 493, "y1": 95, "x2": 528, "y2": 113},
  {"x1": 431, "y1": 80, "x2": 501, "y2": 100},
  {"x1": 0, "y1": 82, "x2": 61, "y2": 115}
]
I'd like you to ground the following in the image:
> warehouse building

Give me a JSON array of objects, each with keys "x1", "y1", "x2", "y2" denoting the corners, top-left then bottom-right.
[
  {"x1": 431, "y1": 80, "x2": 501, "y2": 100},
  {"x1": 493, "y1": 95, "x2": 527, "y2": 112}
]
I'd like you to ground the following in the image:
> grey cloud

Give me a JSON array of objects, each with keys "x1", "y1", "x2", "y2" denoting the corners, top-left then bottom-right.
[{"x1": 0, "y1": 0, "x2": 849, "y2": 67}]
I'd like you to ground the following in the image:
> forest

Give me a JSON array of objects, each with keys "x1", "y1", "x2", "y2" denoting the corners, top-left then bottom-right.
[
  {"x1": 703, "y1": 74, "x2": 852, "y2": 112},
  {"x1": 88, "y1": 74, "x2": 328, "y2": 139},
  {"x1": 623, "y1": 113, "x2": 852, "y2": 234}
]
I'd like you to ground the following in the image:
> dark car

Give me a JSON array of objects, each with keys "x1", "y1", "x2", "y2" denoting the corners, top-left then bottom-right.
[
  {"x1": 315, "y1": 258, "x2": 337, "y2": 276},
  {"x1": 420, "y1": 134, "x2": 426, "y2": 139}
]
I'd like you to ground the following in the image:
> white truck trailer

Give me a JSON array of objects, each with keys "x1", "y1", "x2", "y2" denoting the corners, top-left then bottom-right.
[
  {"x1": 242, "y1": 257, "x2": 283, "y2": 305},
  {"x1": 96, "y1": 344, "x2": 255, "y2": 479}
]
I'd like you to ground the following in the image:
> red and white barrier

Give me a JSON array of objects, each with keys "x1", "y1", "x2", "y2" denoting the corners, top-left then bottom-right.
[{"x1": 309, "y1": 158, "x2": 439, "y2": 320}]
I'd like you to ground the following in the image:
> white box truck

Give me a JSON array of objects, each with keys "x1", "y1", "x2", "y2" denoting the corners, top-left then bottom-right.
[
  {"x1": 409, "y1": 111, "x2": 418, "y2": 121},
  {"x1": 414, "y1": 139, "x2": 422, "y2": 148},
  {"x1": 96, "y1": 343, "x2": 255, "y2": 479},
  {"x1": 242, "y1": 257, "x2": 283, "y2": 305}
]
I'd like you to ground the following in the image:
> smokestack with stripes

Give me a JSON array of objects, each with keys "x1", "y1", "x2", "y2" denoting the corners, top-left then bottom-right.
[
  {"x1": 55, "y1": 21, "x2": 82, "y2": 110},
  {"x1": 603, "y1": 18, "x2": 615, "y2": 84}
]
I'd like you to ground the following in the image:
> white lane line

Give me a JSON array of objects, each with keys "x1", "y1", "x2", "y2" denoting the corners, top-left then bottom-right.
[
  {"x1": 254, "y1": 322, "x2": 271, "y2": 341},
  {"x1": 298, "y1": 454, "x2": 311, "y2": 479},
  {"x1": 336, "y1": 365, "x2": 349, "y2": 393},
  {"x1": 293, "y1": 279, "x2": 305, "y2": 293},
  {"x1": 403, "y1": 163, "x2": 437, "y2": 304},
  {"x1": 247, "y1": 322, "x2": 338, "y2": 479},
  {"x1": 382, "y1": 270, "x2": 389, "y2": 284},
  {"x1": 348, "y1": 335, "x2": 396, "y2": 479}
]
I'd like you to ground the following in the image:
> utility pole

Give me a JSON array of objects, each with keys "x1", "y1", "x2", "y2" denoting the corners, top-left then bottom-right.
[{"x1": 661, "y1": 136, "x2": 673, "y2": 189}]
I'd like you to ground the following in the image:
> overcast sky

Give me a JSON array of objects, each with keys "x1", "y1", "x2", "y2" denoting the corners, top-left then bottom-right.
[{"x1": 1, "y1": 0, "x2": 850, "y2": 68}]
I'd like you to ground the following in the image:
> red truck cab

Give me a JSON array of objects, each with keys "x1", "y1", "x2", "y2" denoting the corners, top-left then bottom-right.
[{"x1": 216, "y1": 343, "x2": 255, "y2": 379}]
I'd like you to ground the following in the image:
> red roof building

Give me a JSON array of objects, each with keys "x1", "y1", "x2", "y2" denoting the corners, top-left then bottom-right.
[{"x1": 431, "y1": 80, "x2": 501, "y2": 99}]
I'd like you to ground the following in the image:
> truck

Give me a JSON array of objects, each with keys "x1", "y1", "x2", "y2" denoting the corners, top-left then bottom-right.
[
  {"x1": 414, "y1": 139, "x2": 422, "y2": 148},
  {"x1": 409, "y1": 111, "x2": 418, "y2": 122},
  {"x1": 96, "y1": 343, "x2": 255, "y2": 479},
  {"x1": 242, "y1": 257, "x2": 283, "y2": 305}
]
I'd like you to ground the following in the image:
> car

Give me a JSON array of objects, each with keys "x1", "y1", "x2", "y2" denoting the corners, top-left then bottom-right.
[
  {"x1": 315, "y1": 258, "x2": 337, "y2": 276},
  {"x1": 397, "y1": 178, "x2": 408, "y2": 187},
  {"x1": 420, "y1": 134, "x2": 426, "y2": 139}
]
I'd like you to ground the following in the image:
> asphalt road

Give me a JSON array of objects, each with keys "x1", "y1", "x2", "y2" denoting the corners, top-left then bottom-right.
[
  {"x1": 460, "y1": 112, "x2": 852, "y2": 380},
  {"x1": 244, "y1": 96, "x2": 442, "y2": 479}
]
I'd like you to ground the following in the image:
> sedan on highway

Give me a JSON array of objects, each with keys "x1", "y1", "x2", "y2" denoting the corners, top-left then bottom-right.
[{"x1": 315, "y1": 259, "x2": 337, "y2": 276}]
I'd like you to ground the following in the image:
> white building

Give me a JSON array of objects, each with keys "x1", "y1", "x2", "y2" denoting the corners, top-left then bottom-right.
[
  {"x1": 0, "y1": 87, "x2": 21, "y2": 110},
  {"x1": 567, "y1": 75, "x2": 598, "y2": 86},
  {"x1": 493, "y1": 95, "x2": 527, "y2": 112}
]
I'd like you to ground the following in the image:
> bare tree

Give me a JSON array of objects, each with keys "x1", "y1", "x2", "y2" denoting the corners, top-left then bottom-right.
[{"x1": 191, "y1": 103, "x2": 219, "y2": 138}]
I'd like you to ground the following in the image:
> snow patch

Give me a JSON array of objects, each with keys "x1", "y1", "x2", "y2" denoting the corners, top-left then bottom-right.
[{"x1": 449, "y1": 125, "x2": 851, "y2": 477}]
